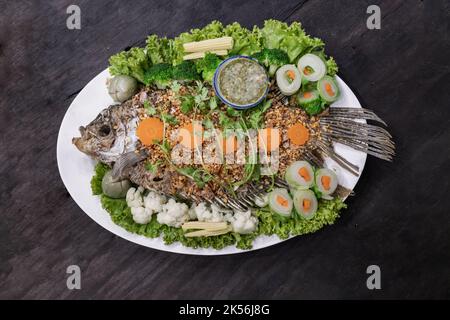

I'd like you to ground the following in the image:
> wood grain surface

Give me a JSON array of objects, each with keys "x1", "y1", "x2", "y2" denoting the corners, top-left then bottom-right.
[{"x1": 0, "y1": 0, "x2": 449, "y2": 299}]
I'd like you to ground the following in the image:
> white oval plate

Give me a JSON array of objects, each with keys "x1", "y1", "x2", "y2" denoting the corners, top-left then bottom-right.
[{"x1": 57, "y1": 69, "x2": 366, "y2": 255}]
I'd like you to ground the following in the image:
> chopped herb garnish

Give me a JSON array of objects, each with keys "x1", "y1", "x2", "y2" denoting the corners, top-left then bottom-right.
[
  {"x1": 245, "y1": 99, "x2": 272, "y2": 129},
  {"x1": 180, "y1": 95, "x2": 195, "y2": 114},
  {"x1": 209, "y1": 96, "x2": 218, "y2": 110},
  {"x1": 156, "y1": 139, "x2": 171, "y2": 154},
  {"x1": 145, "y1": 160, "x2": 162, "y2": 173},
  {"x1": 177, "y1": 166, "x2": 213, "y2": 189},
  {"x1": 143, "y1": 100, "x2": 157, "y2": 116},
  {"x1": 203, "y1": 118, "x2": 214, "y2": 129},
  {"x1": 226, "y1": 107, "x2": 240, "y2": 117},
  {"x1": 161, "y1": 113, "x2": 178, "y2": 125},
  {"x1": 170, "y1": 81, "x2": 181, "y2": 93}
]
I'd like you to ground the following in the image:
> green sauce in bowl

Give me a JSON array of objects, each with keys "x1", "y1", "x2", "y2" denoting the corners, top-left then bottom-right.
[{"x1": 214, "y1": 56, "x2": 269, "y2": 109}]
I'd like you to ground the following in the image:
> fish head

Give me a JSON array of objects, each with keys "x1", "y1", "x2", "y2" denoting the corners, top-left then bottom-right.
[{"x1": 72, "y1": 108, "x2": 117, "y2": 161}]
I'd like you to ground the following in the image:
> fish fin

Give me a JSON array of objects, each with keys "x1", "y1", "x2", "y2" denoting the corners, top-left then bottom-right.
[{"x1": 111, "y1": 150, "x2": 147, "y2": 179}]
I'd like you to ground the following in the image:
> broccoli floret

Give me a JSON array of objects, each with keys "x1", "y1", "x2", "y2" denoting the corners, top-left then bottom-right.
[
  {"x1": 195, "y1": 53, "x2": 222, "y2": 83},
  {"x1": 172, "y1": 61, "x2": 201, "y2": 81},
  {"x1": 253, "y1": 48, "x2": 290, "y2": 76},
  {"x1": 143, "y1": 63, "x2": 173, "y2": 88}
]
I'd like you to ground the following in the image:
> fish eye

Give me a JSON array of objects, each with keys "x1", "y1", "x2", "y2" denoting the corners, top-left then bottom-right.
[{"x1": 99, "y1": 125, "x2": 111, "y2": 137}]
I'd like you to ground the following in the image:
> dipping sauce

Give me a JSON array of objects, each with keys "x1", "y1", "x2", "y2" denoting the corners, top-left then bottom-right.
[{"x1": 216, "y1": 57, "x2": 268, "y2": 107}]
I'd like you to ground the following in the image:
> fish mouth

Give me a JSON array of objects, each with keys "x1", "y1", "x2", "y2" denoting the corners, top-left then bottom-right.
[
  {"x1": 72, "y1": 137, "x2": 85, "y2": 153},
  {"x1": 72, "y1": 137, "x2": 95, "y2": 156}
]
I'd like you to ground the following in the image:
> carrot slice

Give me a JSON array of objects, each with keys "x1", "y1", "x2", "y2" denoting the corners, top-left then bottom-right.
[
  {"x1": 303, "y1": 199, "x2": 311, "y2": 211},
  {"x1": 298, "y1": 167, "x2": 311, "y2": 182},
  {"x1": 303, "y1": 67, "x2": 312, "y2": 75},
  {"x1": 179, "y1": 122, "x2": 203, "y2": 149},
  {"x1": 325, "y1": 83, "x2": 335, "y2": 97},
  {"x1": 321, "y1": 175, "x2": 331, "y2": 191},
  {"x1": 303, "y1": 92, "x2": 313, "y2": 99},
  {"x1": 136, "y1": 117, "x2": 164, "y2": 146},
  {"x1": 258, "y1": 128, "x2": 280, "y2": 152},
  {"x1": 276, "y1": 195, "x2": 289, "y2": 208},
  {"x1": 286, "y1": 70, "x2": 296, "y2": 81},
  {"x1": 287, "y1": 123, "x2": 310, "y2": 146}
]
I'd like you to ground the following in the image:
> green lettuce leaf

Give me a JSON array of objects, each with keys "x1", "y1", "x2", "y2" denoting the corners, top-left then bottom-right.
[
  {"x1": 326, "y1": 56, "x2": 339, "y2": 76},
  {"x1": 108, "y1": 47, "x2": 150, "y2": 83},
  {"x1": 224, "y1": 22, "x2": 262, "y2": 56},
  {"x1": 260, "y1": 20, "x2": 327, "y2": 63},
  {"x1": 145, "y1": 35, "x2": 175, "y2": 65},
  {"x1": 261, "y1": 19, "x2": 289, "y2": 49},
  {"x1": 90, "y1": 162, "x2": 109, "y2": 195}
]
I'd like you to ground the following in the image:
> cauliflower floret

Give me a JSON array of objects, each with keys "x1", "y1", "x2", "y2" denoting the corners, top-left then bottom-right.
[
  {"x1": 188, "y1": 206, "x2": 197, "y2": 220},
  {"x1": 191, "y1": 203, "x2": 233, "y2": 222},
  {"x1": 131, "y1": 206, "x2": 153, "y2": 224},
  {"x1": 126, "y1": 187, "x2": 144, "y2": 208},
  {"x1": 191, "y1": 202, "x2": 213, "y2": 221},
  {"x1": 126, "y1": 187, "x2": 159, "y2": 224},
  {"x1": 144, "y1": 191, "x2": 167, "y2": 213},
  {"x1": 157, "y1": 199, "x2": 190, "y2": 227},
  {"x1": 229, "y1": 210, "x2": 258, "y2": 234},
  {"x1": 213, "y1": 205, "x2": 233, "y2": 222}
]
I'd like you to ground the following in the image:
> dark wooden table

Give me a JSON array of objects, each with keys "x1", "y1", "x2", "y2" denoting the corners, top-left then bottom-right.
[{"x1": 1, "y1": 0, "x2": 449, "y2": 299}]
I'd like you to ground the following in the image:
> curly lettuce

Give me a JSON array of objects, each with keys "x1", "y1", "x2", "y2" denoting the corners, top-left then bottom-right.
[
  {"x1": 325, "y1": 56, "x2": 339, "y2": 77},
  {"x1": 90, "y1": 162, "x2": 109, "y2": 195},
  {"x1": 223, "y1": 22, "x2": 262, "y2": 56},
  {"x1": 145, "y1": 35, "x2": 174, "y2": 65},
  {"x1": 91, "y1": 163, "x2": 346, "y2": 250},
  {"x1": 260, "y1": 20, "x2": 324, "y2": 63},
  {"x1": 108, "y1": 47, "x2": 150, "y2": 83}
]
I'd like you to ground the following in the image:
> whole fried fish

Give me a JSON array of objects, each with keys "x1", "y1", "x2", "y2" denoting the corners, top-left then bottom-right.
[{"x1": 73, "y1": 85, "x2": 393, "y2": 209}]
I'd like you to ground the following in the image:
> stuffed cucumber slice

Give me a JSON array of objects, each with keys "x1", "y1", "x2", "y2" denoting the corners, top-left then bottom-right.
[
  {"x1": 315, "y1": 168, "x2": 338, "y2": 195},
  {"x1": 276, "y1": 65, "x2": 302, "y2": 96},
  {"x1": 293, "y1": 189, "x2": 318, "y2": 220},
  {"x1": 285, "y1": 161, "x2": 314, "y2": 189},
  {"x1": 317, "y1": 76, "x2": 339, "y2": 102},
  {"x1": 268, "y1": 188, "x2": 293, "y2": 217},
  {"x1": 297, "y1": 90, "x2": 320, "y2": 105},
  {"x1": 297, "y1": 54, "x2": 326, "y2": 82},
  {"x1": 297, "y1": 90, "x2": 324, "y2": 115}
]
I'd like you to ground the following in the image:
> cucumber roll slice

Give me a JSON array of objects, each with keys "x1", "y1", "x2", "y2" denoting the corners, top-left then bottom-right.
[
  {"x1": 317, "y1": 76, "x2": 339, "y2": 102},
  {"x1": 276, "y1": 65, "x2": 302, "y2": 96},
  {"x1": 268, "y1": 188, "x2": 293, "y2": 217},
  {"x1": 315, "y1": 168, "x2": 338, "y2": 195},
  {"x1": 293, "y1": 189, "x2": 318, "y2": 219},
  {"x1": 297, "y1": 54, "x2": 326, "y2": 82},
  {"x1": 297, "y1": 90, "x2": 320, "y2": 105},
  {"x1": 285, "y1": 161, "x2": 315, "y2": 189},
  {"x1": 297, "y1": 90, "x2": 324, "y2": 115}
]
